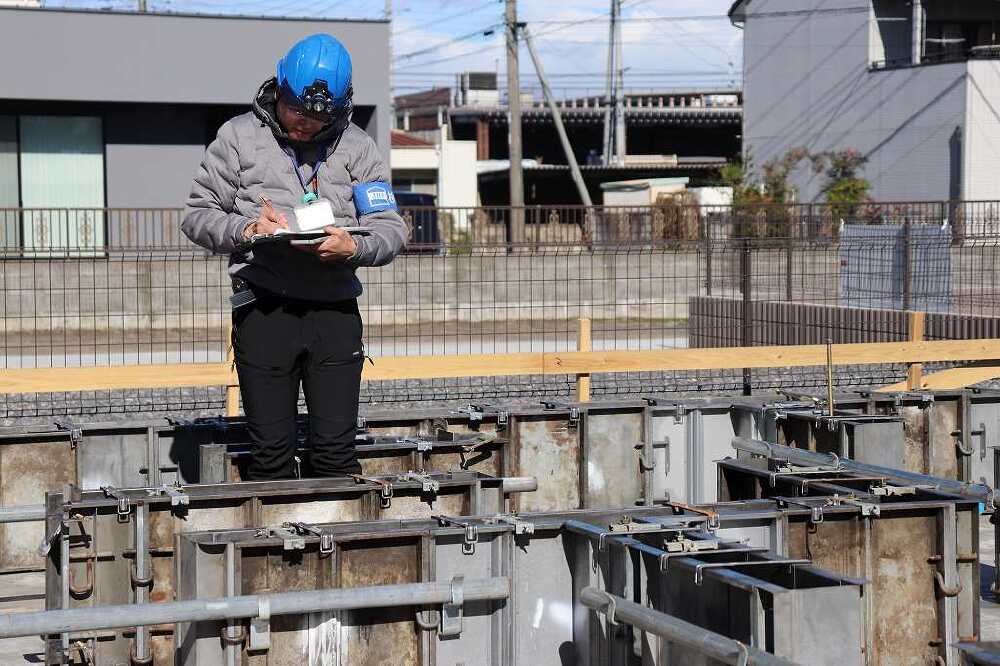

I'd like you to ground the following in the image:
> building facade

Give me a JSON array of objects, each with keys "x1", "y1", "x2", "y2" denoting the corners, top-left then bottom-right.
[
  {"x1": 732, "y1": 0, "x2": 1000, "y2": 202},
  {"x1": 395, "y1": 77, "x2": 742, "y2": 206},
  {"x1": 0, "y1": 7, "x2": 391, "y2": 248}
]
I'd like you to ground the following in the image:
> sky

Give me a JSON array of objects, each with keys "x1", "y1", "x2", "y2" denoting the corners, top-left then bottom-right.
[{"x1": 42, "y1": 0, "x2": 744, "y2": 97}]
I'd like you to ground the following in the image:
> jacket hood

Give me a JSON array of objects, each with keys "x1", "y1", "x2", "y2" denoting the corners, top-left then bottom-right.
[{"x1": 251, "y1": 78, "x2": 350, "y2": 147}]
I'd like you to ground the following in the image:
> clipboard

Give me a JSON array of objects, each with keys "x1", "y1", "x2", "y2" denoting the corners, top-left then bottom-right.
[{"x1": 236, "y1": 227, "x2": 371, "y2": 252}]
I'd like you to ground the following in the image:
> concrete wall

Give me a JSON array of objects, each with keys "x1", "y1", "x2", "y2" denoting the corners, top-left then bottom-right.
[
  {"x1": 104, "y1": 106, "x2": 210, "y2": 209},
  {"x1": 964, "y1": 61, "x2": 1000, "y2": 201},
  {"x1": 741, "y1": 0, "x2": 970, "y2": 202},
  {"x1": 438, "y1": 137, "x2": 478, "y2": 209},
  {"x1": 0, "y1": 7, "x2": 392, "y2": 154}
]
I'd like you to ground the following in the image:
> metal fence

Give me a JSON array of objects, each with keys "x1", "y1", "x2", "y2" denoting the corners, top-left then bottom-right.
[
  {"x1": 5, "y1": 200, "x2": 1000, "y2": 251},
  {"x1": 2, "y1": 201, "x2": 1000, "y2": 418}
]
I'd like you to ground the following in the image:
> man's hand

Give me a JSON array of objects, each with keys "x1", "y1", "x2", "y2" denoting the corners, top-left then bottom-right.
[
  {"x1": 243, "y1": 199, "x2": 289, "y2": 239},
  {"x1": 310, "y1": 225, "x2": 358, "y2": 262}
]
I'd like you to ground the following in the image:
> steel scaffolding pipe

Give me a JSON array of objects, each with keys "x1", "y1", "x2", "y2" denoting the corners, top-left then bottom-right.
[
  {"x1": 579, "y1": 587, "x2": 797, "y2": 666},
  {"x1": 0, "y1": 504, "x2": 46, "y2": 523},
  {"x1": 0, "y1": 577, "x2": 509, "y2": 639},
  {"x1": 731, "y1": 437, "x2": 995, "y2": 503}
]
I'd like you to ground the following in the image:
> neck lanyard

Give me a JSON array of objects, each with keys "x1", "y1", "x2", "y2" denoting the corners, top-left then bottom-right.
[{"x1": 287, "y1": 148, "x2": 321, "y2": 204}]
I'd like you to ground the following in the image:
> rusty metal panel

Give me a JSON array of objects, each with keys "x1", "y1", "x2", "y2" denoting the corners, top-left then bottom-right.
[
  {"x1": 0, "y1": 439, "x2": 74, "y2": 569},
  {"x1": 338, "y1": 537, "x2": 421, "y2": 665},
  {"x1": 247, "y1": 546, "x2": 339, "y2": 665},
  {"x1": 511, "y1": 415, "x2": 580, "y2": 512},
  {"x1": 928, "y1": 399, "x2": 962, "y2": 481},
  {"x1": 873, "y1": 514, "x2": 941, "y2": 664}
]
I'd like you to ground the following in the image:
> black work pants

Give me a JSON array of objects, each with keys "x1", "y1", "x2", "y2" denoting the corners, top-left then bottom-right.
[{"x1": 233, "y1": 291, "x2": 364, "y2": 480}]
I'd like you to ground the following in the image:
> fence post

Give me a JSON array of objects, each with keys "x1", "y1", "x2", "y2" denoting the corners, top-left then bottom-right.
[
  {"x1": 902, "y1": 218, "x2": 912, "y2": 311},
  {"x1": 906, "y1": 310, "x2": 926, "y2": 390},
  {"x1": 703, "y1": 215, "x2": 713, "y2": 296},
  {"x1": 576, "y1": 317, "x2": 592, "y2": 402},
  {"x1": 741, "y1": 238, "x2": 753, "y2": 396},
  {"x1": 224, "y1": 312, "x2": 240, "y2": 417}
]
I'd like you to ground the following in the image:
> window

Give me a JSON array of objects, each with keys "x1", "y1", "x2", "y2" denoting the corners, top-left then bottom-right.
[
  {"x1": 19, "y1": 115, "x2": 105, "y2": 251},
  {"x1": 0, "y1": 116, "x2": 17, "y2": 248}
]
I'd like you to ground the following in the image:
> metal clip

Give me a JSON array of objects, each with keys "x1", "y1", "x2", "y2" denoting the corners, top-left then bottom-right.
[
  {"x1": 54, "y1": 419, "x2": 83, "y2": 449},
  {"x1": 493, "y1": 514, "x2": 535, "y2": 536},
  {"x1": 270, "y1": 526, "x2": 305, "y2": 551},
  {"x1": 673, "y1": 403, "x2": 685, "y2": 424},
  {"x1": 351, "y1": 474, "x2": 394, "y2": 509},
  {"x1": 840, "y1": 496, "x2": 880, "y2": 517},
  {"x1": 357, "y1": 416, "x2": 367, "y2": 432},
  {"x1": 101, "y1": 486, "x2": 131, "y2": 522},
  {"x1": 282, "y1": 522, "x2": 335, "y2": 555},
  {"x1": 434, "y1": 515, "x2": 479, "y2": 555},
  {"x1": 398, "y1": 471, "x2": 440, "y2": 494},
  {"x1": 439, "y1": 575, "x2": 465, "y2": 637},
  {"x1": 249, "y1": 597, "x2": 271, "y2": 651},
  {"x1": 569, "y1": 407, "x2": 581, "y2": 429},
  {"x1": 497, "y1": 410, "x2": 509, "y2": 430},
  {"x1": 38, "y1": 521, "x2": 63, "y2": 557},
  {"x1": 156, "y1": 484, "x2": 189, "y2": 508}
]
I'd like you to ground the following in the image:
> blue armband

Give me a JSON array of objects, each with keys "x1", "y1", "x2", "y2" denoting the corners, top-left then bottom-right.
[{"x1": 353, "y1": 182, "x2": 397, "y2": 215}]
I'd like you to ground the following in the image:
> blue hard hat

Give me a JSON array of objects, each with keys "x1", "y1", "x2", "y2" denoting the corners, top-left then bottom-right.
[{"x1": 276, "y1": 34, "x2": 353, "y2": 116}]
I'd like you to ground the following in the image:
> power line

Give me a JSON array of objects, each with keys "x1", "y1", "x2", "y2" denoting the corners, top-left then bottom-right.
[
  {"x1": 394, "y1": 22, "x2": 502, "y2": 61},
  {"x1": 392, "y1": 0, "x2": 498, "y2": 36}
]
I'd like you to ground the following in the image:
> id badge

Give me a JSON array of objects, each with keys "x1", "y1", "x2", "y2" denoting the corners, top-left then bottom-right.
[{"x1": 292, "y1": 198, "x2": 337, "y2": 232}]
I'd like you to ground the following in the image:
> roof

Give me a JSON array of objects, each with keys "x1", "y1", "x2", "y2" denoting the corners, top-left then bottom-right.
[
  {"x1": 394, "y1": 87, "x2": 451, "y2": 110},
  {"x1": 728, "y1": 0, "x2": 749, "y2": 22},
  {"x1": 600, "y1": 177, "x2": 690, "y2": 192},
  {"x1": 391, "y1": 130, "x2": 435, "y2": 148}
]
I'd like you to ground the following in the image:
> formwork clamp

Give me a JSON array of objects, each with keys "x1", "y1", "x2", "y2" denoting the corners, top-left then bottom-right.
[
  {"x1": 433, "y1": 515, "x2": 479, "y2": 555},
  {"x1": 150, "y1": 484, "x2": 189, "y2": 508},
  {"x1": 351, "y1": 474, "x2": 394, "y2": 509},
  {"x1": 440, "y1": 575, "x2": 465, "y2": 637},
  {"x1": 282, "y1": 522, "x2": 335, "y2": 555},
  {"x1": 249, "y1": 597, "x2": 271, "y2": 652},
  {"x1": 101, "y1": 486, "x2": 131, "y2": 522},
  {"x1": 492, "y1": 513, "x2": 535, "y2": 536},
  {"x1": 398, "y1": 471, "x2": 440, "y2": 494},
  {"x1": 54, "y1": 419, "x2": 83, "y2": 449}
]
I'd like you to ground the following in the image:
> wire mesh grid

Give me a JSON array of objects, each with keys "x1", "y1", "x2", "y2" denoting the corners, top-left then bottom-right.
[{"x1": 2, "y1": 202, "x2": 1000, "y2": 417}]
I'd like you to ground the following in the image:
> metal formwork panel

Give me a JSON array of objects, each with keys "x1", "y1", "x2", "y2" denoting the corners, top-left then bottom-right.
[
  {"x1": 19, "y1": 480, "x2": 980, "y2": 666},
  {"x1": 719, "y1": 447, "x2": 981, "y2": 666},
  {"x1": 42, "y1": 472, "x2": 524, "y2": 665}
]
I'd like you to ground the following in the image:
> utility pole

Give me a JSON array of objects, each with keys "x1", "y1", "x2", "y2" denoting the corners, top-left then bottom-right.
[
  {"x1": 613, "y1": 3, "x2": 626, "y2": 165},
  {"x1": 522, "y1": 25, "x2": 593, "y2": 210},
  {"x1": 601, "y1": 0, "x2": 618, "y2": 165},
  {"x1": 505, "y1": 0, "x2": 525, "y2": 244}
]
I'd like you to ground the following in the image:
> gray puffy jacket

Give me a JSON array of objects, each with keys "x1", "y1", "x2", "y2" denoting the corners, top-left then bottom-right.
[{"x1": 182, "y1": 79, "x2": 409, "y2": 303}]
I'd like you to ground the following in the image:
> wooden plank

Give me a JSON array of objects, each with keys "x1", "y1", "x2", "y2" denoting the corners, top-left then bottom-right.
[
  {"x1": 224, "y1": 311, "x2": 240, "y2": 417},
  {"x1": 0, "y1": 364, "x2": 231, "y2": 395},
  {"x1": 361, "y1": 353, "x2": 545, "y2": 381},
  {"x1": 906, "y1": 311, "x2": 926, "y2": 390},
  {"x1": 544, "y1": 339, "x2": 1000, "y2": 374},
  {"x1": 3, "y1": 340, "x2": 1000, "y2": 396},
  {"x1": 576, "y1": 318, "x2": 592, "y2": 402},
  {"x1": 878, "y1": 364, "x2": 1000, "y2": 392}
]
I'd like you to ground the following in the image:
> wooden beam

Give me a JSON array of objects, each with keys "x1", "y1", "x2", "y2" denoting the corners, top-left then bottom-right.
[
  {"x1": 878, "y1": 363, "x2": 1000, "y2": 392},
  {"x1": 576, "y1": 318, "x2": 592, "y2": 402},
  {"x1": 361, "y1": 353, "x2": 545, "y2": 381},
  {"x1": 545, "y1": 339, "x2": 1000, "y2": 374},
  {"x1": 0, "y1": 364, "x2": 231, "y2": 395},
  {"x1": 3, "y1": 339, "x2": 1000, "y2": 396},
  {"x1": 906, "y1": 311, "x2": 926, "y2": 390}
]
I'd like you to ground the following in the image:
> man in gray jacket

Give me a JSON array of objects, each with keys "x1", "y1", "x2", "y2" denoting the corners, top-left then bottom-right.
[{"x1": 182, "y1": 34, "x2": 408, "y2": 480}]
